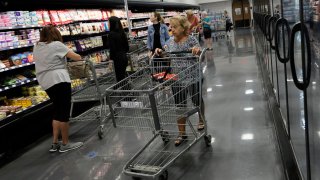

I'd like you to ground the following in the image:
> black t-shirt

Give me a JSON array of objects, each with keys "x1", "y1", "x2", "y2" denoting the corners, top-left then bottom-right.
[{"x1": 153, "y1": 23, "x2": 162, "y2": 52}]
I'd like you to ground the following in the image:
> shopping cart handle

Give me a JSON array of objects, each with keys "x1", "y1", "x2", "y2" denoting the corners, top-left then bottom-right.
[{"x1": 167, "y1": 50, "x2": 193, "y2": 55}]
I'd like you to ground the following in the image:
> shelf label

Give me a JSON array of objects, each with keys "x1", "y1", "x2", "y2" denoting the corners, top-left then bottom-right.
[
  {"x1": 4, "y1": 87, "x2": 9, "y2": 90},
  {"x1": 12, "y1": 85, "x2": 16, "y2": 87},
  {"x1": 21, "y1": 82, "x2": 25, "y2": 85},
  {"x1": 17, "y1": 45, "x2": 21, "y2": 48},
  {"x1": 11, "y1": 66, "x2": 16, "y2": 69},
  {"x1": 18, "y1": 65, "x2": 23, "y2": 67},
  {"x1": 10, "y1": 47, "x2": 14, "y2": 49},
  {"x1": 26, "y1": 80, "x2": 30, "y2": 83}
]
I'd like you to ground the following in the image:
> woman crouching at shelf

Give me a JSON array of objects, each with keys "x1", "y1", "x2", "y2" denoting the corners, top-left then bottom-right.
[{"x1": 33, "y1": 25, "x2": 83, "y2": 153}]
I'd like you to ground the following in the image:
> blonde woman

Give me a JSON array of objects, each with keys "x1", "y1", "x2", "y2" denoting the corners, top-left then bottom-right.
[
  {"x1": 186, "y1": 10, "x2": 200, "y2": 34},
  {"x1": 155, "y1": 16, "x2": 205, "y2": 146}
]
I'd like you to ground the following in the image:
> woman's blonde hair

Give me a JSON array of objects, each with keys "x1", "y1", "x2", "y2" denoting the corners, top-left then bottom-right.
[
  {"x1": 186, "y1": 10, "x2": 194, "y2": 16},
  {"x1": 170, "y1": 16, "x2": 190, "y2": 36},
  {"x1": 153, "y1": 12, "x2": 164, "y2": 24}
]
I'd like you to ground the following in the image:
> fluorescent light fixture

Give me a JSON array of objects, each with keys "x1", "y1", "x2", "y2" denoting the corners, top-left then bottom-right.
[
  {"x1": 313, "y1": 82, "x2": 316, "y2": 85},
  {"x1": 207, "y1": 88, "x2": 213, "y2": 92},
  {"x1": 244, "y1": 107, "x2": 254, "y2": 111},
  {"x1": 246, "y1": 80, "x2": 253, "y2": 83},
  {"x1": 211, "y1": 137, "x2": 215, "y2": 143},
  {"x1": 241, "y1": 133, "x2": 254, "y2": 140},
  {"x1": 287, "y1": 79, "x2": 294, "y2": 82},
  {"x1": 215, "y1": 84, "x2": 223, "y2": 87},
  {"x1": 245, "y1": 89, "x2": 254, "y2": 94}
]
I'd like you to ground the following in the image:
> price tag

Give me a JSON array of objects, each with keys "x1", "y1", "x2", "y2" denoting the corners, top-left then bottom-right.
[
  {"x1": 12, "y1": 85, "x2": 16, "y2": 87},
  {"x1": 22, "y1": 25, "x2": 26, "y2": 28},
  {"x1": 17, "y1": 45, "x2": 21, "y2": 48},
  {"x1": 11, "y1": 66, "x2": 16, "y2": 69},
  {"x1": 4, "y1": 87, "x2": 9, "y2": 90},
  {"x1": 10, "y1": 47, "x2": 14, "y2": 49},
  {"x1": 9, "y1": 27, "x2": 13, "y2": 29},
  {"x1": 26, "y1": 80, "x2": 30, "y2": 83},
  {"x1": 21, "y1": 82, "x2": 25, "y2": 85},
  {"x1": 18, "y1": 65, "x2": 23, "y2": 68}
]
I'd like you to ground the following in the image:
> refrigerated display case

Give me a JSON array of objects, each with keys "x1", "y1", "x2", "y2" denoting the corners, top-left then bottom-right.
[{"x1": 254, "y1": 0, "x2": 320, "y2": 179}]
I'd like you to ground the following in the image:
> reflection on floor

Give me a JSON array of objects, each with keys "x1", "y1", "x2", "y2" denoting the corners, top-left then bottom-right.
[{"x1": 0, "y1": 29, "x2": 286, "y2": 180}]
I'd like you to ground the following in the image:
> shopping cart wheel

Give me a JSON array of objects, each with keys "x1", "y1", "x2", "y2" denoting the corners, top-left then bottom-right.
[
  {"x1": 98, "y1": 125, "x2": 104, "y2": 139},
  {"x1": 161, "y1": 131, "x2": 170, "y2": 143},
  {"x1": 158, "y1": 170, "x2": 168, "y2": 180},
  {"x1": 204, "y1": 134, "x2": 212, "y2": 147}
]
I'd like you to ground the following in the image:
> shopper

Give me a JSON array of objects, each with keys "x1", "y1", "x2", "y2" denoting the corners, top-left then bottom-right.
[
  {"x1": 186, "y1": 10, "x2": 200, "y2": 34},
  {"x1": 224, "y1": 10, "x2": 233, "y2": 38},
  {"x1": 33, "y1": 26, "x2": 83, "y2": 153},
  {"x1": 201, "y1": 11, "x2": 213, "y2": 50},
  {"x1": 155, "y1": 16, "x2": 205, "y2": 146},
  {"x1": 108, "y1": 16, "x2": 129, "y2": 82},
  {"x1": 147, "y1": 12, "x2": 170, "y2": 55}
]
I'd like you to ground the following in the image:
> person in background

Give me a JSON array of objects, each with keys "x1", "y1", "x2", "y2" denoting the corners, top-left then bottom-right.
[
  {"x1": 224, "y1": 10, "x2": 233, "y2": 38},
  {"x1": 33, "y1": 26, "x2": 83, "y2": 153},
  {"x1": 201, "y1": 11, "x2": 213, "y2": 50},
  {"x1": 108, "y1": 16, "x2": 129, "y2": 82},
  {"x1": 155, "y1": 16, "x2": 205, "y2": 147},
  {"x1": 147, "y1": 12, "x2": 170, "y2": 56},
  {"x1": 186, "y1": 10, "x2": 200, "y2": 34}
]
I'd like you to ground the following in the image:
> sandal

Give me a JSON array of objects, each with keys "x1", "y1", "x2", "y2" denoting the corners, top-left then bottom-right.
[
  {"x1": 197, "y1": 123, "x2": 205, "y2": 131},
  {"x1": 174, "y1": 134, "x2": 187, "y2": 146}
]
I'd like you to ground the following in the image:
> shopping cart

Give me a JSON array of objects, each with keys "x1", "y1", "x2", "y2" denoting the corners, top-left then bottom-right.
[
  {"x1": 68, "y1": 58, "x2": 117, "y2": 139},
  {"x1": 127, "y1": 44, "x2": 149, "y2": 73},
  {"x1": 106, "y1": 49, "x2": 212, "y2": 180}
]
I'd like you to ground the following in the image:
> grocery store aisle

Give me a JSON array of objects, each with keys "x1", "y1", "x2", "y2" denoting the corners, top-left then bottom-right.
[{"x1": 0, "y1": 29, "x2": 286, "y2": 180}]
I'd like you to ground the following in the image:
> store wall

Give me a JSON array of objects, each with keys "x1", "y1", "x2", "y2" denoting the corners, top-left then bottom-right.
[{"x1": 200, "y1": 0, "x2": 233, "y2": 20}]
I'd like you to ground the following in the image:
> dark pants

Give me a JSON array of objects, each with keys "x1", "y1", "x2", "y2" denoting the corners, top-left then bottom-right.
[
  {"x1": 113, "y1": 53, "x2": 128, "y2": 82},
  {"x1": 45, "y1": 82, "x2": 71, "y2": 122}
]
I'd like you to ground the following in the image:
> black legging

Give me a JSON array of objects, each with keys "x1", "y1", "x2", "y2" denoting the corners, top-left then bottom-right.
[{"x1": 113, "y1": 53, "x2": 128, "y2": 82}]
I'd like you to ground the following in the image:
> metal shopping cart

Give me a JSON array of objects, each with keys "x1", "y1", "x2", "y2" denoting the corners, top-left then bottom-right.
[
  {"x1": 127, "y1": 44, "x2": 149, "y2": 74},
  {"x1": 106, "y1": 49, "x2": 212, "y2": 180},
  {"x1": 68, "y1": 58, "x2": 116, "y2": 139}
]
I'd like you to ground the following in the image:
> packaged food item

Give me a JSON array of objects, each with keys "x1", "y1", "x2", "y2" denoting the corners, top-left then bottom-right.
[
  {"x1": 42, "y1": 11, "x2": 51, "y2": 25},
  {"x1": 10, "y1": 55, "x2": 22, "y2": 66}
]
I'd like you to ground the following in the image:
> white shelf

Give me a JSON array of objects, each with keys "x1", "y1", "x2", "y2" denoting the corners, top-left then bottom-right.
[
  {"x1": 131, "y1": 25, "x2": 148, "y2": 30},
  {"x1": 0, "y1": 62, "x2": 35, "y2": 73},
  {"x1": 0, "y1": 78, "x2": 37, "y2": 93}
]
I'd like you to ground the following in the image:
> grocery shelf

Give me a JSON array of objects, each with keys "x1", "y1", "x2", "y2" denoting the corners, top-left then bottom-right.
[
  {"x1": 0, "y1": 24, "x2": 43, "y2": 32},
  {"x1": 62, "y1": 31, "x2": 109, "y2": 41},
  {"x1": 136, "y1": 35, "x2": 148, "y2": 38},
  {"x1": 131, "y1": 25, "x2": 148, "y2": 30},
  {"x1": 130, "y1": 17, "x2": 149, "y2": 20},
  {"x1": 76, "y1": 46, "x2": 107, "y2": 55},
  {"x1": 0, "y1": 62, "x2": 35, "y2": 73},
  {"x1": 0, "y1": 43, "x2": 36, "y2": 52},
  {"x1": 0, "y1": 78, "x2": 37, "y2": 93},
  {"x1": 0, "y1": 99, "x2": 51, "y2": 128}
]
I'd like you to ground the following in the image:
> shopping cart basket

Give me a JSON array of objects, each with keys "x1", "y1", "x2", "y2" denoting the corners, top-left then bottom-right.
[
  {"x1": 68, "y1": 58, "x2": 116, "y2": 139},
  {"x1": 106, "y1": 49, "x2": 212, "y2": 180},
  {"x1": 127, "y1": 45, "x2": 149, "y2": 73}
]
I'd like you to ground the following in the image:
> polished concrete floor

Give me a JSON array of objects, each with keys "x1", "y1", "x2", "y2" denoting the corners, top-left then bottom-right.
[{"x1": 0, "y1": 29, "x2": 286, "y2": 180}]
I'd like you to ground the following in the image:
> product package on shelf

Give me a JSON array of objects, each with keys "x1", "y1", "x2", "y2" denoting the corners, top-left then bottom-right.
[
  {"x1": 0, "y1": 29, "x2": 40, "y2": 50},
  {"x1": 70, "y1": 36, "x2": 103, "y2": 52},
  {"x1": 112, "y1": 9, "x2": 127, "y2": 19}
]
